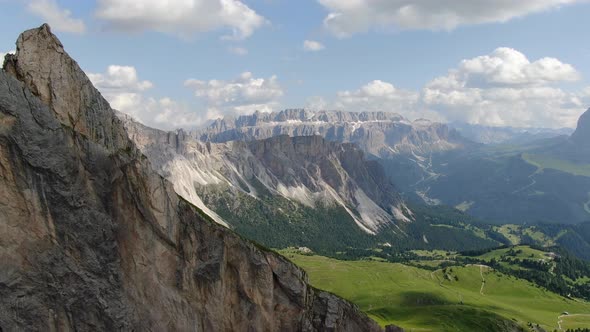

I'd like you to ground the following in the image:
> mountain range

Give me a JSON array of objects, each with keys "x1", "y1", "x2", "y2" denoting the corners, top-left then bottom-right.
[
  {"x1": 197, "y1": 109, "x2": 470, "y2": 158},
  {"x1": 399, "y1": 108, "x2": 590, "y2": 225},
  {"x1": 449, "y1": 122, "x2": 573, "y2": 145},
  {"x1": 2, "y1": 23, "x2": 590, "y2": 332},
  {"x1": 122, "y1": 114, "x2": 412, "y2": 234},
  {"x1": 190, "y1": 106, "x2": 590, "y2": 226},
  {"x1": 122, "y1": 105, "x2": 528, "y2": 255},
  {"x1": 0, "y1": 24, "x2": 385, "y2": 331}
]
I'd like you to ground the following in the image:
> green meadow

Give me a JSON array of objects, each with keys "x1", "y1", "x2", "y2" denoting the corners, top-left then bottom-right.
[
  {"x1": 283, "y1": 252, "x2": 590, "y2": 332},
  {"x1": 522, "y1": 153, "x2": 590, "y2": 177}
]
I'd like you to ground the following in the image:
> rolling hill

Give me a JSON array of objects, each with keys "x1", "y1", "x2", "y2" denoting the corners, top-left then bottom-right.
[{"x1": 284, "y1": 251, "x2": 590, "y2": 332}]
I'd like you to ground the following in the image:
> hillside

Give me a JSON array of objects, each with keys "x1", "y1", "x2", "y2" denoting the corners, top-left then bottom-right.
[
  {"x1": 121, "y1": 113, "x2": 502, "y2": 254},
  {"x1": 388, "y1": 135, "x2": 590, "y2": 225},
  {"x1": 285, "y1": 252, "x2": 590, "y2": 332}
]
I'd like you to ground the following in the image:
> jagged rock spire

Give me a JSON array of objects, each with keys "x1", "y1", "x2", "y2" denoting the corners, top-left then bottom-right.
[{"x1": 4, "y1": 23, "x2": 130, "y2": 151}]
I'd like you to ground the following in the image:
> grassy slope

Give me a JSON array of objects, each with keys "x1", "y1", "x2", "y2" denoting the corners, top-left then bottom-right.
[
  {"x1": 522, "y1": 153, "x2": 590, "y2": 177},
  {"x1": 561, "y1": 314, "x2": 590, "y2": 330},
  {"x1": 285, "y1": 253, "x2": 590, "y2": 332},
  {"x1": 474, "y1": 245, "x2": 547, "y2": 261}
]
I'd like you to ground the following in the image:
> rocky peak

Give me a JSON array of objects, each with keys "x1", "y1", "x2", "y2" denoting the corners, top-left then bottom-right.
[
  {"x1": 0, "y1": 24, "x2": 386, "y2": 332},
  {"x1": 3, "y1": 24, "x2": 130, "y2": 151},
  {"x1": 571, "y1": 108, "x2": 590, "y2": 145}
]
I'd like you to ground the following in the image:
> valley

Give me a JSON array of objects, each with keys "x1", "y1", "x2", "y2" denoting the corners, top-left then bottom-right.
[
  {"x1": 282, "y1": 247, "x2": 590, "y2": 332},
  {"x1": 2, "y1": 9, "x2": 590, "y2": 330}
]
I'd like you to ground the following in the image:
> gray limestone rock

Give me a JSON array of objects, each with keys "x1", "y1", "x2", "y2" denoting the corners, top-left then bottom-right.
[{"x1": 0, "y1": 24, "x2": 384, "y2": 332}]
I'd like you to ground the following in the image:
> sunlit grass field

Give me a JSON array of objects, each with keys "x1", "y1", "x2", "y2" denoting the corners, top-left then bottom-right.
[{"x1": 283, "y1": 252, "x2": 590, "y2": 331}]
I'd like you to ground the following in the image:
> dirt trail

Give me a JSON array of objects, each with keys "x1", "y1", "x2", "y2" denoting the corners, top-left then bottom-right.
[
  {"x1": 466, "y1": 264, "x2": 489, "y2": 295},
  {"x1": 479, "y1": 266, "x2": 486, "y2": 295},
  {"x1": 511, "y1": 171, "x2": 538, "y2": 194}
]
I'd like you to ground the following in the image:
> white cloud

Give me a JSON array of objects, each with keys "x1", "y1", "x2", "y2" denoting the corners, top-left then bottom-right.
[
  {"x1": 95, "y1": 0, "x2": 266, "y2": 40},
  {"x1": 318, "y1": 0, "x2": 584, "y2": 37},
  {"x1": 88, "y1": 65, "x2": 153, "y2": 92},
  {"x1": 423, "y1": 47, "x2": 585, "y2": 128},
  {"x1": 314, "y1": 48, "x2": 587, "y2": 128},
  {"x1": 303, "y1": 40, "x2": 325, "y2": 52},
  {"x1": 88, "y1": 65, "x2": 206, "y2": 130},
  {"x1": 455, "y1": 47, "x2": 580, "y2": 86},
  {"x1": 321, "y1": 80, "x2": 439, "y2": 120},
  {"x1": 27, "y1": 0, "x2": 86, "y2": 34},
  {"x1": 305, "y1": 96, "x2": 329, "y2": 110},
  {"x1": 228, "y1": 46, "x2": 248, "y2": 56},
  {"x1": 184, "y1": 71, "x2": 283, "y2": 117}
]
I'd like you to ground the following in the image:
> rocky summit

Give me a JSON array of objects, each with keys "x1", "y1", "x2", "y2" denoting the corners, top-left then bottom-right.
[{"x1": 0, "y1": 24, "x2": 386, "y2": 332}]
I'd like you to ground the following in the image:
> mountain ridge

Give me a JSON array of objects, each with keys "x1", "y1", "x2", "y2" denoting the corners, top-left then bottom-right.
[
  {"x1": 195, "y1": 108, "x2": 470, "y2": 158},
  {"x1": 0, "y1": 24, "x2": 384, "y2": 332},
  {"x1": 120, "y1": 113, "x2": 412, "y2": 235}
]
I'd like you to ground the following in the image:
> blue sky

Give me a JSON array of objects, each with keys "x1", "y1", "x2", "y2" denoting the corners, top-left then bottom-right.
[{"x1": 1, "y1": 0, "x2": 590, "y2": 129}]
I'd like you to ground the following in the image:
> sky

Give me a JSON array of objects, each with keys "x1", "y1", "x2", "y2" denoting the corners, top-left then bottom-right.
[{"x1": 1, "y1": 0, "x2": 590, "y2": 130}]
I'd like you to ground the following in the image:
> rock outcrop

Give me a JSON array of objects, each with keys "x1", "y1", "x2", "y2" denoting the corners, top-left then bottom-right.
[{"x1": 0, "y1": 24, "x2": 383, "y2": 332}]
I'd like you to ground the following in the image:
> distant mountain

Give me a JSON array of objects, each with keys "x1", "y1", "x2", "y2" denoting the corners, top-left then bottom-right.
[
  {"x1": 123, "y1": 114, "x2": 412, "y2": 234},
  {"x1": 550, "y1": 108, "x2": 590, "y2": 163},
  {"x1": 121, "y1": 114, "x2": 499, "y2": 253},
  {"x1": 450, "y1": 122, "x2": 573, "y2": 145},
  {"x1": 394, "y1": 109, "x2": 590, "y2": 225},
  {"x1": 197, "y1": 109, "x2": 471, "y2": 158},
  {"x1": 571, "y1": 108, "x2": 590, "y2": 145}
]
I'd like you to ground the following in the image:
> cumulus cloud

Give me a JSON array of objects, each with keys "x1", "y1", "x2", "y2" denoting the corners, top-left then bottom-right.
[
  {"x1": 314, "y1": 80, "x2": 440, "y2": 120},
  {"x1": 455, "y1": 47, "x2": 580, "y2": 86},
  {"x1": 27, "y1": 0, "x2": 86, "y2": 34},
  {"x1": 423, "y1": 47, "x2": 585, "y2": 128},
  {"x1": 184, "y1": 71, "x2": 283, "y2": 117},
  {"x1": 303, "y1": 40, "x2": 325, "y2": 52},
  {"x1": 95, "y1": 0, "x2": 266, "y2": 40},
  {"x1": 336, "y1": 80, "x2": 419, "y2": 109},
  {"x1": 315, "y1": 48, "x2": 587, "y2": 128},
  {"x1": 88, "y1": 65, "x2": 206, "y2": 130},
  {"x1": 88, "y1": 65, "x2": 153, "y2": 92},
  {"x1": 318, "y1": 0, "x2": 584, "y2": 37}
]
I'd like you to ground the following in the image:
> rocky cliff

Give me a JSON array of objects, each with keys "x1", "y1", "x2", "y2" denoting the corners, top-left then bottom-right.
[
  {"x1": 196, "y1": 109, "x2": 468, "y2": 158},
  {"x1": 0, "y1": 24, "x2": 384, "y2": 332},
  {"x1": 121, "y1": 114, "x2": 412, "y2": 236},
  {"x1": 542, "y1": 107, "x2": 590, "y2": 163},
  {"x1": 571, "y1": 108, "x2": 590, "y2": 146}
]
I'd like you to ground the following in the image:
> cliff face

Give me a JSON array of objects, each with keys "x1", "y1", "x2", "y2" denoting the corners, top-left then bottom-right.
[
  {"x1": 196, "y1": 109, "x2": 468, "y2": 158},
  {"x1": 540, "y1": 108, "x2": 590, "y2": 164},
  {"x1": 0, "y1": 24, "x2": 383, "y2": 332},
  {"x1": 571, "y1": 108, "x2": 590, "y2": 146},
  {"x1": 121, "y1": 115, "x2": 412, "y2": 235}
]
